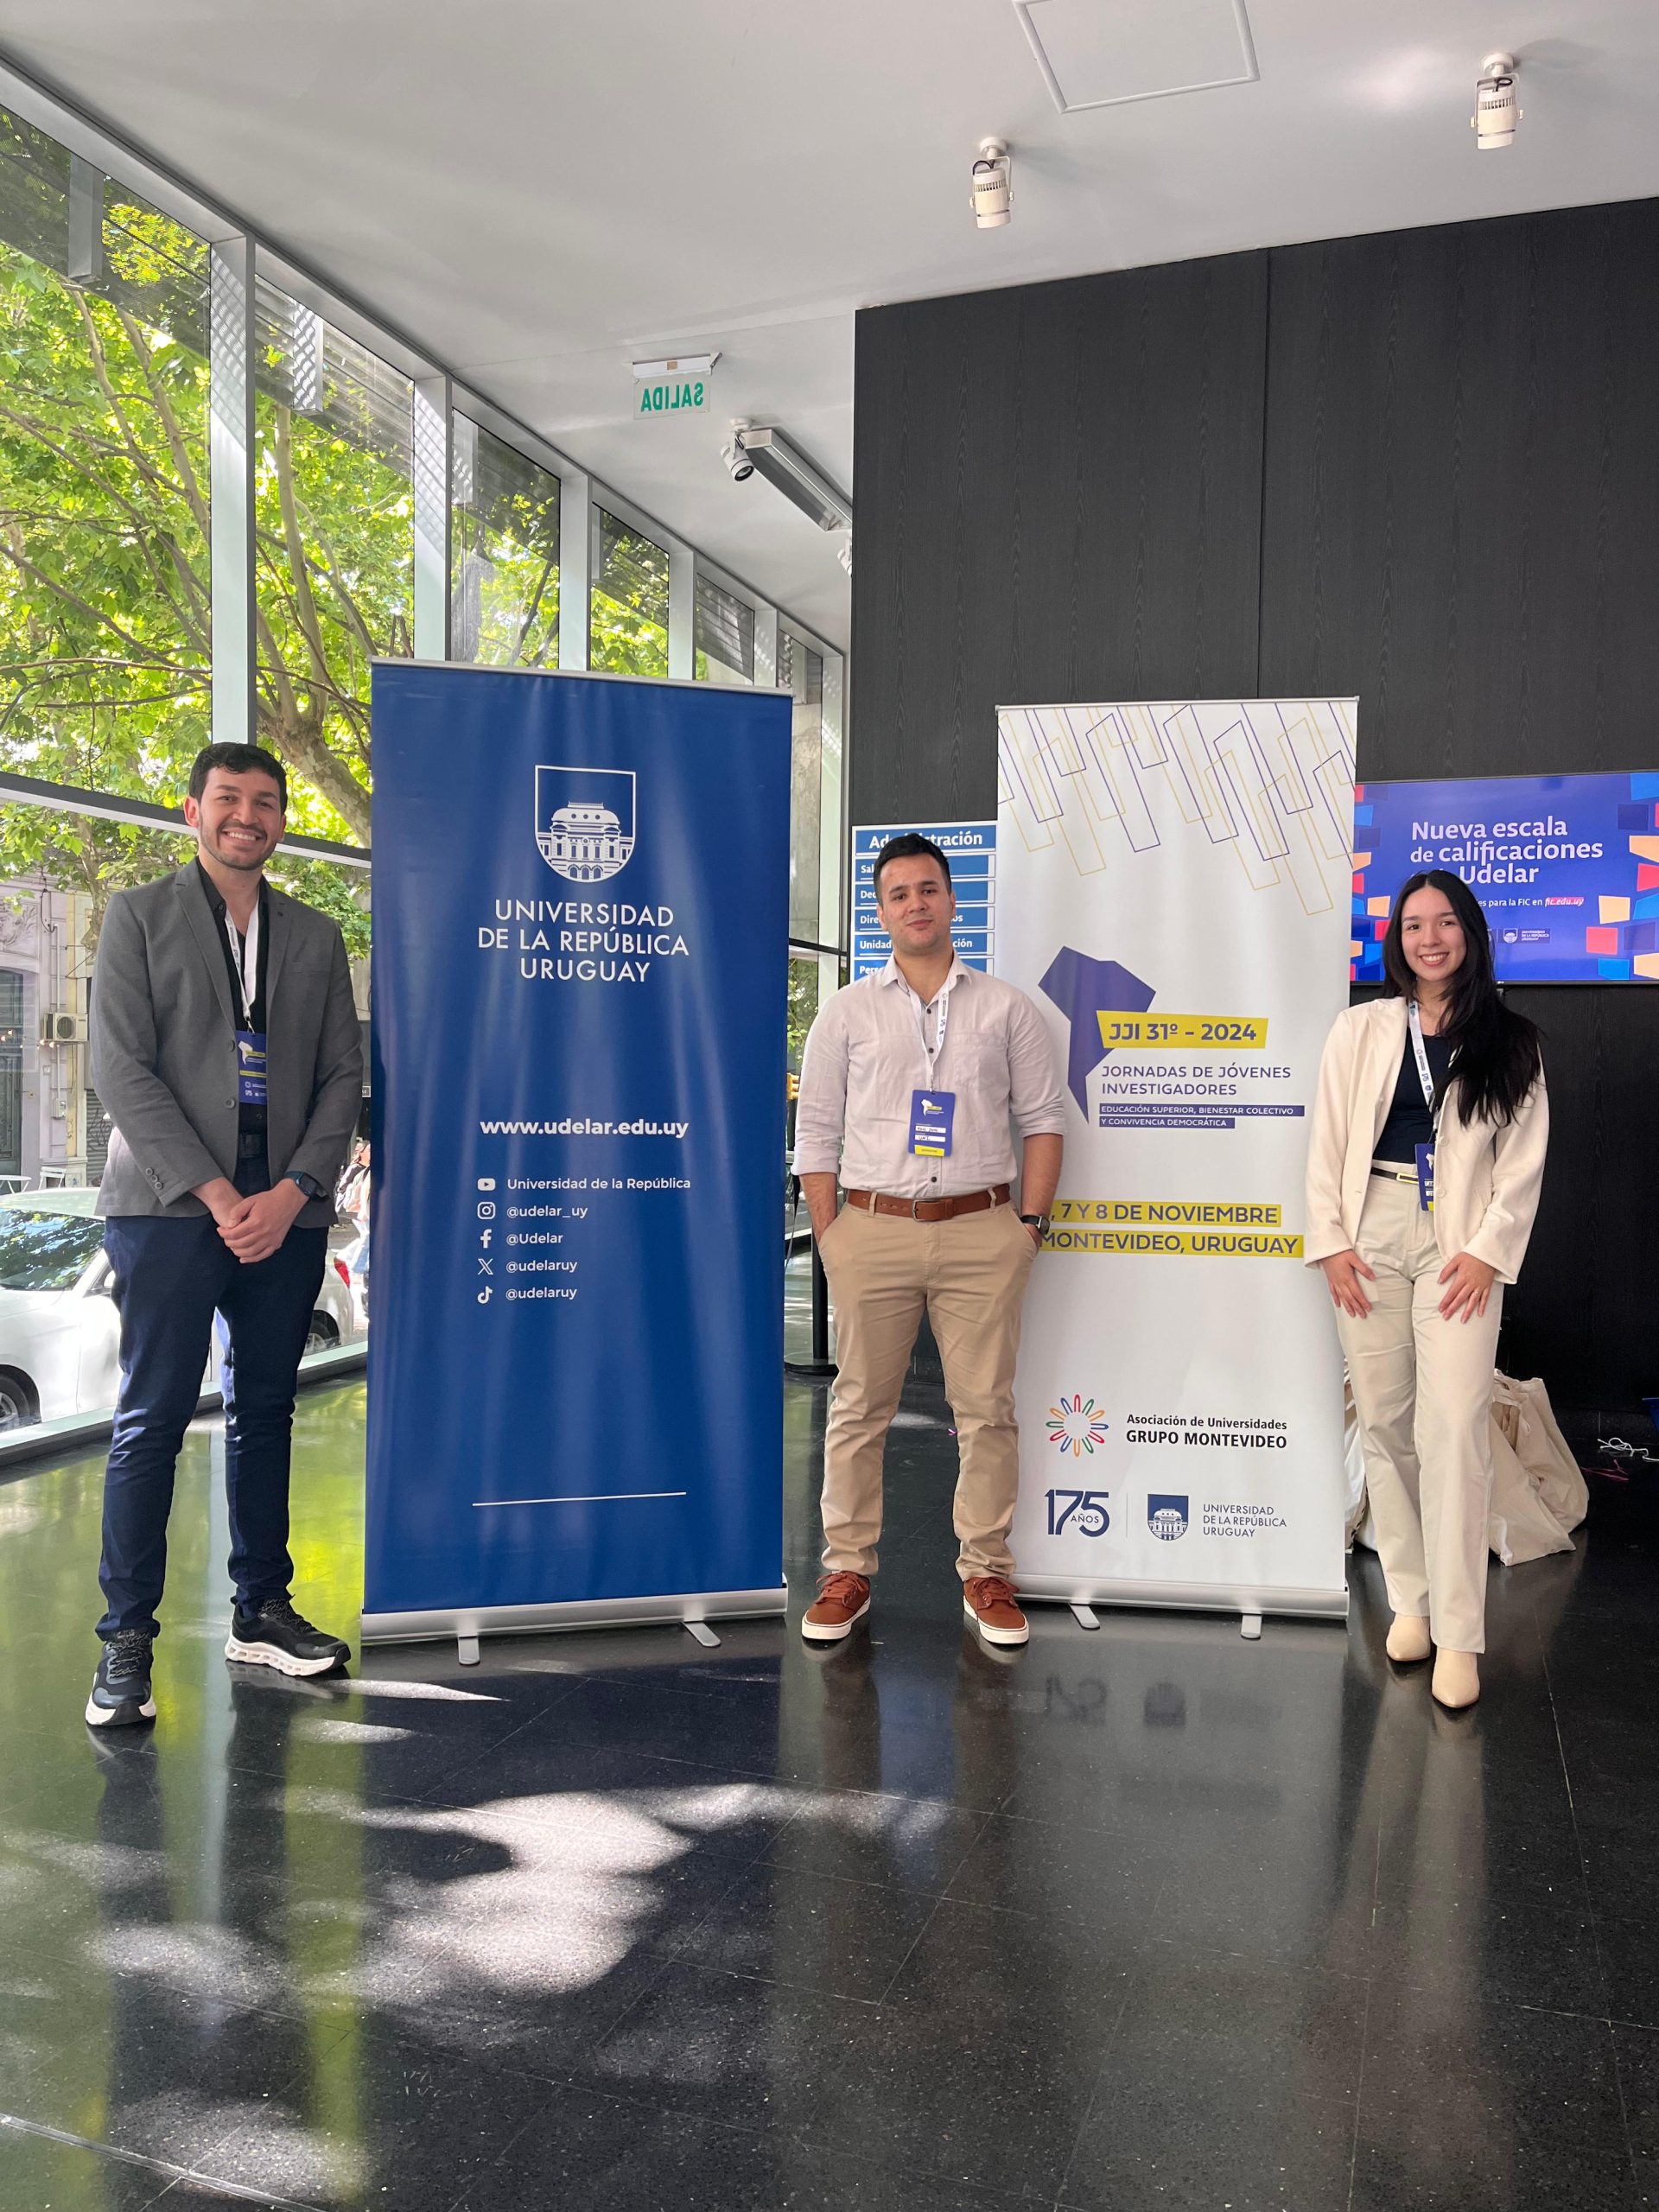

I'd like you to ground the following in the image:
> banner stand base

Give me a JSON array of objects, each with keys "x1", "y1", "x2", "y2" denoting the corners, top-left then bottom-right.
[
  {"x1": 1018, "y1": 1574, "x2": 1349, "y2": 1624},
  {"x1": 361, "y1": 1586, "x2": 789, "y2": 1652}
]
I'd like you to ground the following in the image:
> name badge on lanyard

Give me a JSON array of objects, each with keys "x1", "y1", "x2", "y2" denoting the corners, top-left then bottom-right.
[
  {"x1": 224, "y1": 901, "x2": 268, "y2": 1107},
  {"x1": 910, "y1": 1090, "x2": 956, "y2": 1157},
  {"x1": 236, "y1": 1031, "x2": 268, "y2": 1105},
  {"x1": 908, "y1": 980, "x2": 957, "y2": 1158},
  {"x1": 1408, "y1": 1002, "x2": 1441, "y2": 1214}
]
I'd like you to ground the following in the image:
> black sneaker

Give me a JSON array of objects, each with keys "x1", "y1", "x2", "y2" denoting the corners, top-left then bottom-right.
[
  {"x1": 86, "y1": 1630, "x2": 156, "y2": 1727},
  {"x1": 226, "y1": 1599, "x2": 350, "y2": 1678}
]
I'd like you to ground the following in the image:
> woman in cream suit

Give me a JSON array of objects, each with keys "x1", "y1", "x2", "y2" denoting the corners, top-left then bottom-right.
[{"x1": 1306, "y1": 870, "x2": 1547, "y2": 1711}]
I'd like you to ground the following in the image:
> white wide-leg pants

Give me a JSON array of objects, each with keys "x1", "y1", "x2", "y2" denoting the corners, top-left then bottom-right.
[{"x1": 1336, "y1": 1175, "x2": 1503, "y2": 1654}]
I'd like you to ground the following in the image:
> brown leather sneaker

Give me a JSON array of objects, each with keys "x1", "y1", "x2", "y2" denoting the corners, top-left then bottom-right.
[
  {"x1": 803, "y1": 1572, "x2": 872, "y2": 1643},
  {"x1": 963, "y1": 1575, "x2": 1029, "y2": 1647}
]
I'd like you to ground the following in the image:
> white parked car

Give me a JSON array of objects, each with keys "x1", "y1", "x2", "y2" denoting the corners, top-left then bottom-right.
[{"x1": 0, "y1": 1189, "x2": 363, "y2": 1432}]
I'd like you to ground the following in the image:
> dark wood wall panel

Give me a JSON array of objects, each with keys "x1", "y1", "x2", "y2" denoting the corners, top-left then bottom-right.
[
  {"x1": 851, "y1": 196, "x2": 1659, "y2": 1411},
  {"x1": 1259, "y1": 201, "x2": 1659, "y2": 773},
  {"x1": 849, "y1": 251, "x2": 1268, "y2": 825},
  {"x1": 1258, "y1": 201, "x2": 1659, "y2": 1409}
]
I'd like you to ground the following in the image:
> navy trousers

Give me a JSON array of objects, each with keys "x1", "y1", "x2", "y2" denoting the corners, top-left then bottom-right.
[{"x1": 97, "y1": 1157, "x2": 327, "y2": 1641}]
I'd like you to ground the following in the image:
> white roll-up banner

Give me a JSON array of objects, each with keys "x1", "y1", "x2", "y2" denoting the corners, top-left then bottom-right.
[{"x1": 995, "y1": 700, "x2": 1357, "y2": 1620}]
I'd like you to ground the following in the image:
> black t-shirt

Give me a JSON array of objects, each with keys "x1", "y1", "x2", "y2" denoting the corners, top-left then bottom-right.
[{"x1": 1373, "y1": 1029, "x2": 1454, "y2": 1164}]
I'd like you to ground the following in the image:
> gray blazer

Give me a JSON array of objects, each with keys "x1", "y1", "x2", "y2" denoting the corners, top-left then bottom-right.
[{"x1": 91, "y1": 863, "x2": 364, "y2": 1224}]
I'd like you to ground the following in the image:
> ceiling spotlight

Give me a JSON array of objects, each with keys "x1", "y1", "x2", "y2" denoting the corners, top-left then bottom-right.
[
  {"x1": 720, "y1": 429, "x2": 753, "y2": 482},
  {"x1": 971, "y1": 137, "x2": 1012, "y2": 228},
  {"x1": 1472, "y1": 53, "x2": 1521, "y2": 149},
  {"x1": 836, "y1": 533, "x2": 853, "y2": 579},
  {"x1": 729, "y1": 426, "x2": 851, "y2": 533}
]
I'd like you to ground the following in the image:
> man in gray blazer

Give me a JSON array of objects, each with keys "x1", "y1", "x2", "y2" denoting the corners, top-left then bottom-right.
[{"x1": 86, "y1": 741, "x2": 364, "y2": 1726}]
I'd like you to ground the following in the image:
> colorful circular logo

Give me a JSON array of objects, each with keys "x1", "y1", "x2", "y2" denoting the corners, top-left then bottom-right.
[{"x1": 1046, "y1": 1395, "x2": 1110, "y2": 1459}]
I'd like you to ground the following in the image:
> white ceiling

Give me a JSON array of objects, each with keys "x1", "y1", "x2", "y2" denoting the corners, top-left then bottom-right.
[{"x1": 3, "y1": 0, "x2": 1658, "y2": 649}]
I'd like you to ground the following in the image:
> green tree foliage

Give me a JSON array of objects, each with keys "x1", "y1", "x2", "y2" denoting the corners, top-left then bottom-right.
[
  {"x1": 253, "y1": 381, "x2": 408, "y2": 842},
  {"x1": 588, "y1": 511, "x2": 669, "y2": 677},
  {"x1": 454, "y1": 420, "x2": 560, "y2": 669},
  {"x1": 0, "y1": 216, "x2": 213, "y2": 838},
  {"x1": 787, "y1": 960, "x2": 819, "y2": 1070},
  {"x1": 0, "y1": 140, "x2": 404, "y2": 947}
]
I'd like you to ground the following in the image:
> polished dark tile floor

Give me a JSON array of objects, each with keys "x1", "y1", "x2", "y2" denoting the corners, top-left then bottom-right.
[{"x1": 2, "y1": 1370, "x2": 1657, "y2": 2211}]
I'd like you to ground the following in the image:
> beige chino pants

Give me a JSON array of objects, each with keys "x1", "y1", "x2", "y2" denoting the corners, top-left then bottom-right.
[
  {"x1": 817, "y1": 1199, "x2": 1037, "y2": 1582},
  {"x1": 1336, "y1": 1175, "x2": 1503, "y2": 1653}
]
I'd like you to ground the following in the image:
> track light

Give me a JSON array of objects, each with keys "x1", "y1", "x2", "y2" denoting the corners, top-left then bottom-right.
[
  {"x1": 836, "y1": 533, "x2": 852, "y2": 578},
  {"x1": 971, "y1": 138, "x2": 1012, "y2": 228},
  {"x1": 728, "y1": 426, "x2": 851, "y2": 533},
  {"x1": 720, "y1": 429, "x2": 753, "y2": 482},
  {"x1": 1472, "y1": 54, "x2": 1521, "y2": 149}
]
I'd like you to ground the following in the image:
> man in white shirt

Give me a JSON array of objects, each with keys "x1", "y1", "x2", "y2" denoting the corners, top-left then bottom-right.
[{"x1": 793, "y1": 834, "x2": 1065, "y2": 1647}]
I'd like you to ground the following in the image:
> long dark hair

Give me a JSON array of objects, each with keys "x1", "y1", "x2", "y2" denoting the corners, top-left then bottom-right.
[{"x1": 1380, "y1": 870, "x2": 1542, "y2": 1128}]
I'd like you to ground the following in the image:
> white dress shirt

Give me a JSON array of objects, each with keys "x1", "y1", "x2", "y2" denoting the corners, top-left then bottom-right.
[{"x1": 792, "y1": 956, "x2": 1066, "y2": 1199}]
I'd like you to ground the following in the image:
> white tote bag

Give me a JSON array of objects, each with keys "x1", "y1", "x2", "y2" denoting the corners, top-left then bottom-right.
[{"x1": 1347, "y1": 1370, "x2": 1586, "y2": 1565}]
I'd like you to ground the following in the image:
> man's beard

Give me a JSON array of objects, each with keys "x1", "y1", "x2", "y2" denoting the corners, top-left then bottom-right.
[{"x1": 205, "y1": 830, "x2": 270, "y2": 871}]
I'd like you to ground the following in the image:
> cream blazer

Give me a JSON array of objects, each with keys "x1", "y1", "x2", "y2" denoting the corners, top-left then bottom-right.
[{"x1": 1304, "y1": 997, "x2": 1548, "y2": 1284}]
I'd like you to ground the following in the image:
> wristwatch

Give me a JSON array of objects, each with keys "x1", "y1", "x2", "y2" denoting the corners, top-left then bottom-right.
[
  {"x1": 1020, "y1": 1212, "x2": 1051, "y2": 1238},
  {"x1": 286, "y1": 1171, "x2": 326, "y2": 1203}
]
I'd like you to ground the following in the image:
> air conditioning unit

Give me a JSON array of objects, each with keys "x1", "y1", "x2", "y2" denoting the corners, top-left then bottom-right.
[{"x1": 40, "y1": 1011, "x2": 86, "y2": 1046}]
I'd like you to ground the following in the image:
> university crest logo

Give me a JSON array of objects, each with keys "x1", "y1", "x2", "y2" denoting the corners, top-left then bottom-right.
[
  {"x1": 535, "y1": 765, "x2": 636, "y2": 884},
  {"x1": 1147, "y1": 1494, "x2": 1189, "y2": 1541}
]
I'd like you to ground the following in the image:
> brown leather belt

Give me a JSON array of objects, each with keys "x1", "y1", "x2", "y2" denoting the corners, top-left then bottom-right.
[{"x1": 842, "y1": 1184, "x2": 1011, "y2": 1223}]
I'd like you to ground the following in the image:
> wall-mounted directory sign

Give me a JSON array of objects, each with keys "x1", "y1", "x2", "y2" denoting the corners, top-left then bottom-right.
[{"x1": 850, "y1": 820, "x2": 997, "y2": 981}]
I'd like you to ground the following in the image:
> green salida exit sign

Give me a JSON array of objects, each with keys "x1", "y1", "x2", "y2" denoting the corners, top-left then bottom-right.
[
  {"x1": 637, "y1": 373, "x2": 708, "y2": 417},
  {"x1": 632, "y1": 353, "x2": 716, "y2": 418}
]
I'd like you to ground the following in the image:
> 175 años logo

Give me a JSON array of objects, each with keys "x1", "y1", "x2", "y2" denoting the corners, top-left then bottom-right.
[{"x1": 1046, "y1": 1489, "x2": 1110, "y2": 1538}]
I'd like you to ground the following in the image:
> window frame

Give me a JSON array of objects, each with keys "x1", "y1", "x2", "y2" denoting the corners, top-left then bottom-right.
[{"x1": 0, "y1": 51, "x2": 849, "y2": 1465}]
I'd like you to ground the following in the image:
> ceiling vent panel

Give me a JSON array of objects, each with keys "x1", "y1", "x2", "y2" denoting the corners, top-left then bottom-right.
[{"x1": 1014, "y1": 0, "x2": 1259, "y2": 114}]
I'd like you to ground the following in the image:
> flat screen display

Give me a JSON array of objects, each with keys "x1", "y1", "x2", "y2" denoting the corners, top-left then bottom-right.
[{"x1": 1352, "y1": 771, "x2": 1659, "y2": 984}]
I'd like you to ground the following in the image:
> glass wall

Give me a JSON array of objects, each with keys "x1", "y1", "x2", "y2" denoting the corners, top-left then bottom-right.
[
  {"x1": 780, "y1": 627, "x2": 842, "y2": 952},
  {"x1": 780, "y1": 632, "x2": 823, "y2": 944},
  {"x1": 0, "y1": 804, "x2": 368, "y2": 1428},
  {"x1": 0, "y1": 78, "x2": 844, "y2": 1440},
  {"x1": 0, "y1": 111, "x2": 213, "y2": 836},
  {"x1": 694, "y1": 573, "x2": 754, "y2": 686},
  {"x1": 253, "y1": 281, "x2": 410, "y2": 845},
  {"x1": 452, "y1": 413, "x2": 559, "y2": 667},
  {"x1": 589, "y1": 506, "x2": 670, "y2": 676},
  {"x1": 784, "y1": 950, "x2": 831, "y2": 1360}
]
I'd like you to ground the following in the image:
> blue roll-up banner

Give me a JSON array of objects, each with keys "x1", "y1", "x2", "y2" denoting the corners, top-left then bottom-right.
[{"x1": 363, "y1": 663, "x2": 791, "y2": 1644}]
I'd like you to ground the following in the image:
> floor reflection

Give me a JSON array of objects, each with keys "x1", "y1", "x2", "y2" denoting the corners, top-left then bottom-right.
[{"x1": 0, "y1": 1377, "x2": 1650, "y2": 2212}]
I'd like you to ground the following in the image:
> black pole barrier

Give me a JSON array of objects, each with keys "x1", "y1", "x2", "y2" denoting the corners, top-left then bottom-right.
[
  {"x1": 784, "y1": 1175, "x2": 836, "y2": 1378},
  {"x1": 810, "y1": 1230, "x2": 833, "y2": 1367}
]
